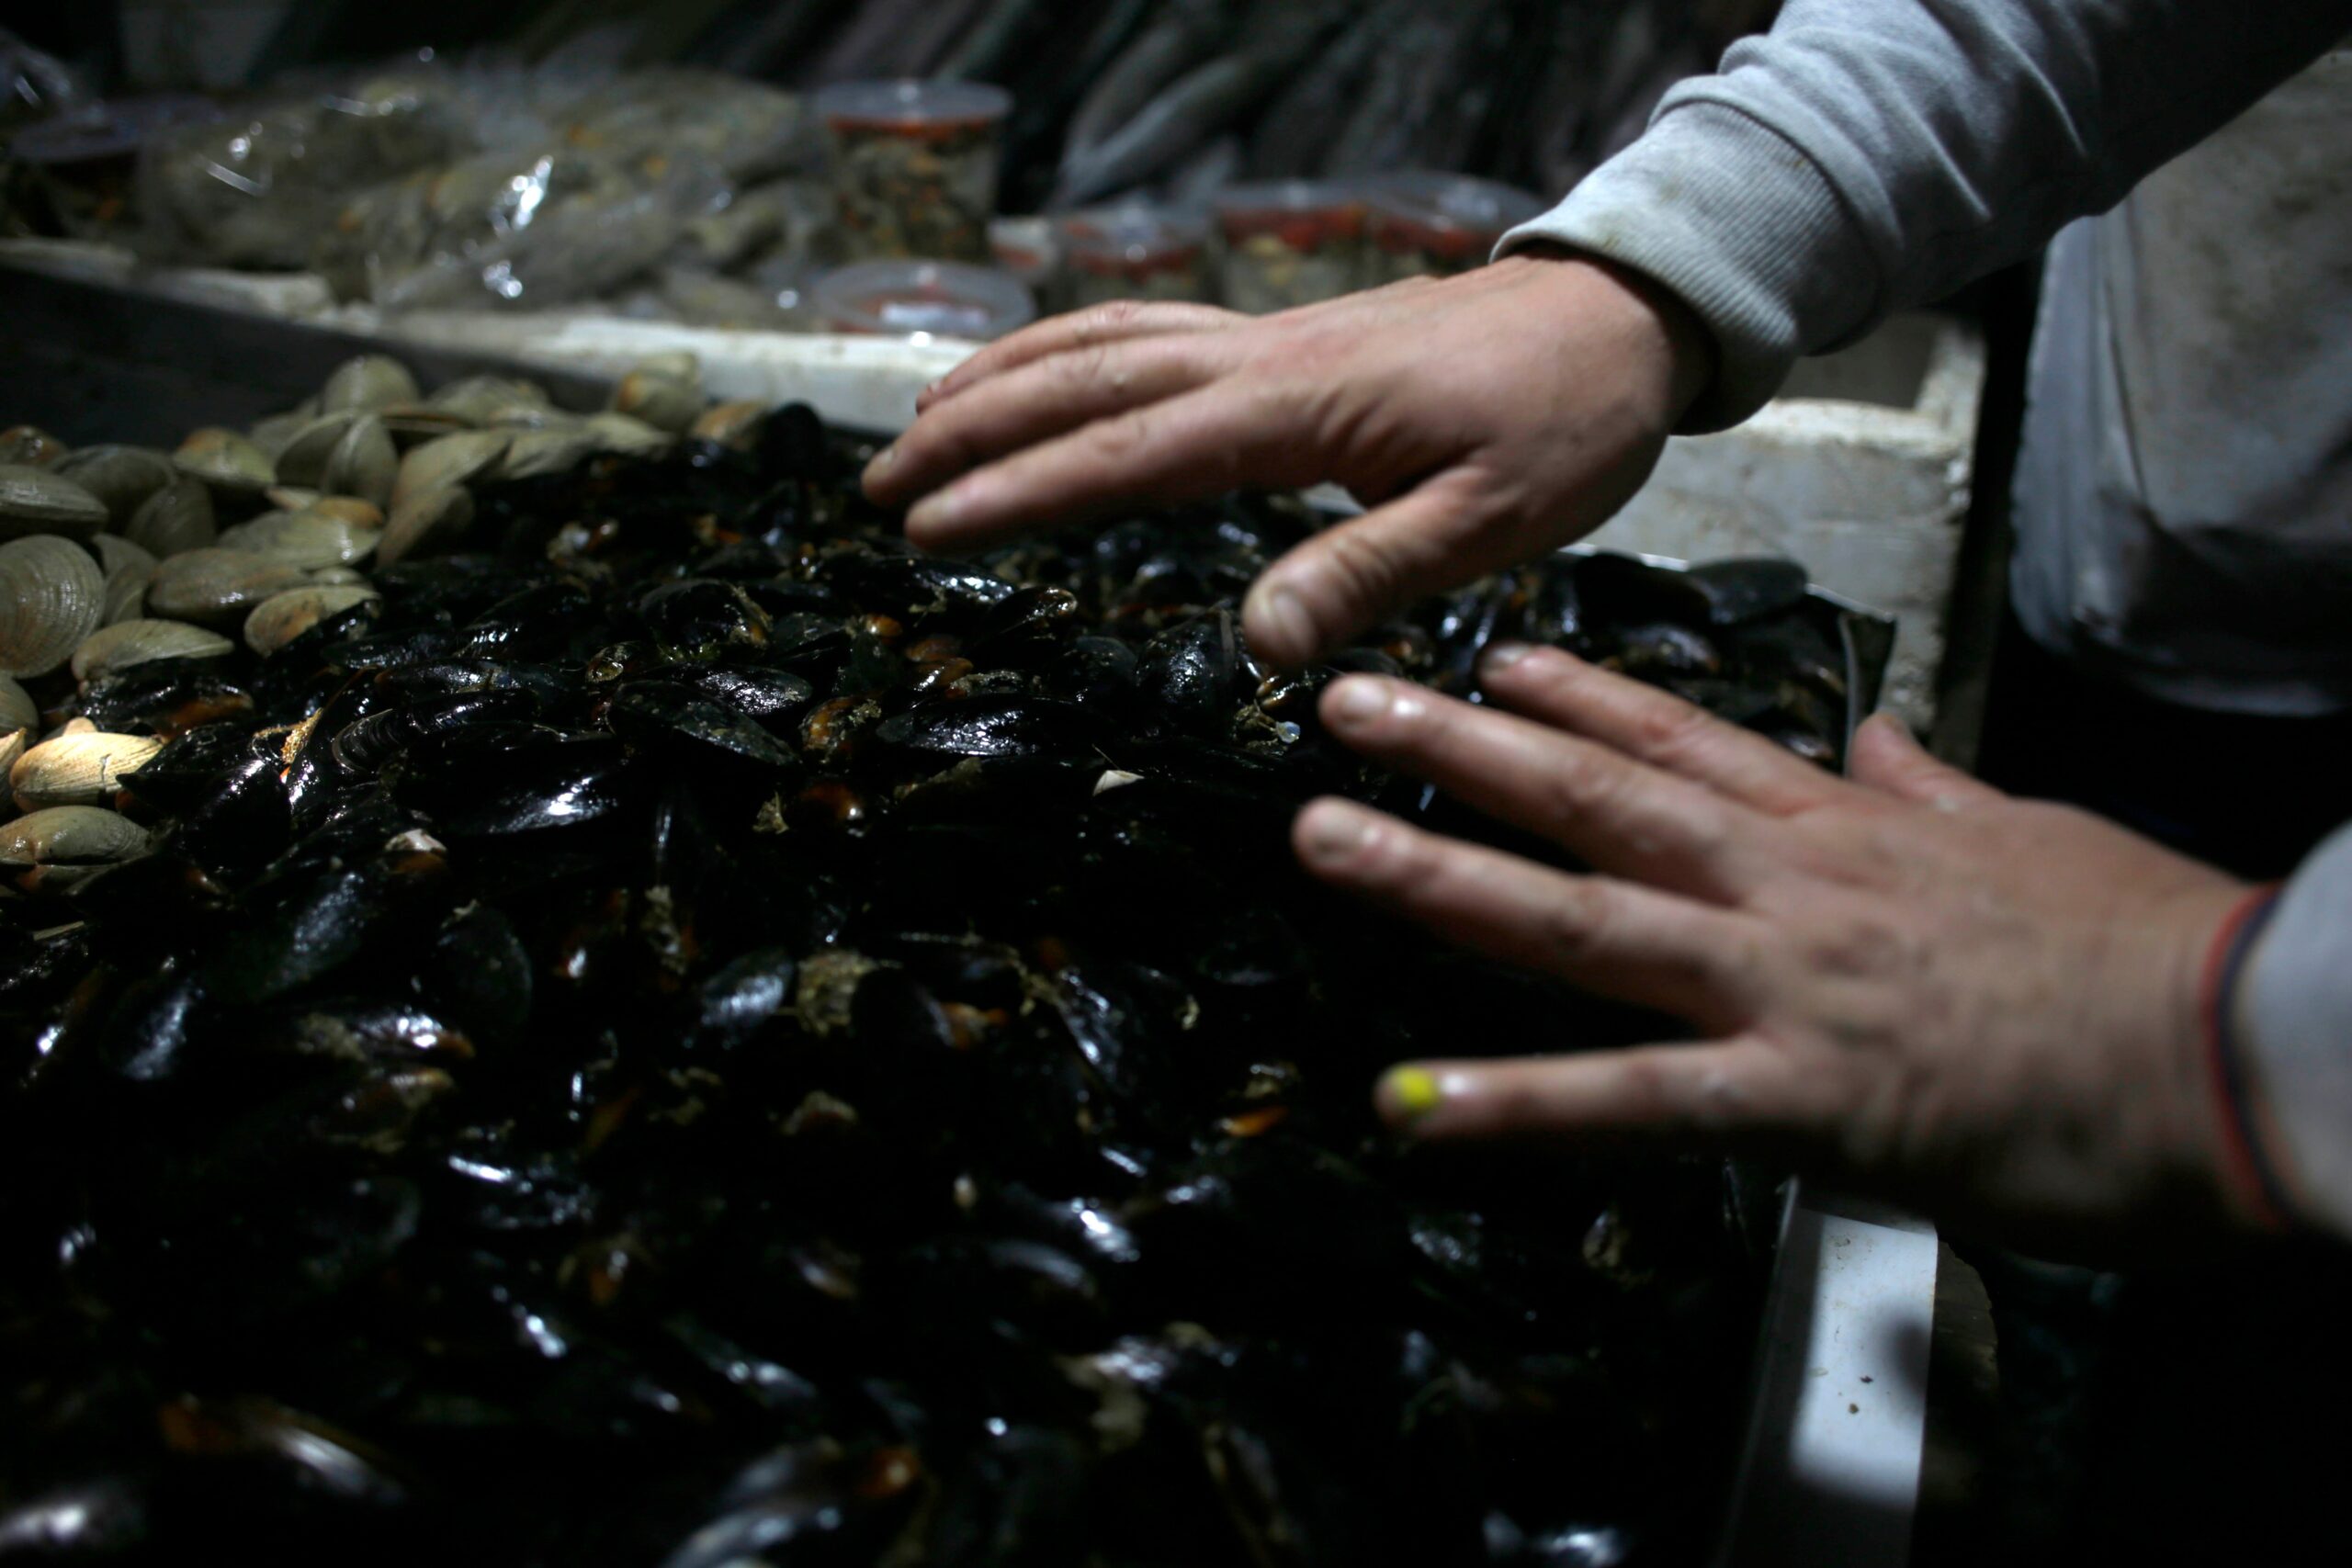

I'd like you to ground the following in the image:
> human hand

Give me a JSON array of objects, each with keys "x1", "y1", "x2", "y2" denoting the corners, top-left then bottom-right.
[
  {"x1": 861, "y1": 254, "x2": 1716, "y2": 670},
  {"x1": 1291, "y1": 644, "x2": 2271, "y2": 1257}
]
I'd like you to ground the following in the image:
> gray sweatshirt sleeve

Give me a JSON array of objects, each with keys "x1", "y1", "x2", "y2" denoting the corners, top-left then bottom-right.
[
  {"x1": 2242, "y1": 829, "x2": 2352, "y2": 1238},
  {"x1": 1499, "y1": 0, "x2": 2352, "y2": 429}
]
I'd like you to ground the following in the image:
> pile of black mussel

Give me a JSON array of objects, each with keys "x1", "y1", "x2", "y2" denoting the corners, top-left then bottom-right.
[{"x1": 0, "y1": 404, "x2": 1862, "y2": 1565}]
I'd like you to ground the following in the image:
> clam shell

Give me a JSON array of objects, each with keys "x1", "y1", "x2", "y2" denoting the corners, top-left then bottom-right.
[
  {"x1": 427, "y1": 376, "x2": 550, "y2": 424},
  {"x1": 582, "y1": 412, "x2": 676, "y2": 457},
  {"x1": 376, "y1": 403, "x2": 471, "y2": 443},
  {"x1": 73, "y1": 618, "x2": 235, "y2": 683},
  {"x1": 0, "y1": 464, "x2": 109, "y2": 542},
  {"x1": 143, "y1": 548, "x2": 315, "y2": 627},
  {"x1": 93, "y1": 535, "x2": 158, "y2": 626},
  {"x1": 377, "y1": 486, "x2": 475, "y2": 566},
  {"x1": 271, "y1": 412, "x2": 361, "y2": 490},
  {"x1": 626, "y1": 350, "x2": 700, "y2": 384},
  {"x1": 320, "y1": 354, "x2": 421, "y2": 413},
  {"x1": 11, "y1": 731, "x2": 164, "y2": 812},
  {"x1": 691, "y1": 400, "x2": 768, "y2": 451},
  {"x1": 247, "y1": 409, "x2": 312, "y2": 461},
  {"x1": 0, "y1": 673, "x2": 36, "y2": 735},
  {"x1": 173, "y1": 427, "x2": 277, "y2": 495},
  {"x1": 0, "y1": 806, "x2": 151, "y2": 887},
  {"x1": 216, "y1": 511, "x2": 376, "y2": 570},
  {"x1": 53, "y1": 446, "x2": 175, "y2": 526},
  {"x1": 308, "y1": 496, "x2": 385, "y2": 530},
  {"x1": 390, "y1": 431, "x2": 510, "y2": 508},
  {"x1": 243, "y1": 585, "x2": 382, "y2": 657},
  {"x1": 323, "y1": 414, "x2": 398, "y2": 508},
  {"x1": 124, "y1": 475, "x2": 219, "y2": 558},
  {"x1": 0, "y1": 535, "x2": 105, "y2": 678},
  {"x1": 499, "y1": 427, "x2": 599, "y2": 480},
  {"x1": 0, "y1": 426, "x2": 68, "y2": 468},
  {"x1": 0, "y1": 728, "x2": 23, "y2": 778},
  {"x1": 610, "y1": 371, "x2": 703, "y2": 434}
]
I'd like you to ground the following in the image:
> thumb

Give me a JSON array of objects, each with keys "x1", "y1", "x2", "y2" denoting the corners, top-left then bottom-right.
[{"x1": 1849, "y1": 712, "x2": 2004, "y2": 809}]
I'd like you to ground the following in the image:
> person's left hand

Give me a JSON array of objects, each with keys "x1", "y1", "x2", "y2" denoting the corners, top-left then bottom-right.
[{"x1": 1294, "y1": 642, "x2": 2271, "y2": 1258}]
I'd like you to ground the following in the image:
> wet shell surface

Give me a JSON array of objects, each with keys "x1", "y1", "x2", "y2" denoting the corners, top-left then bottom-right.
[
  {"x1": 0, "y1": 805, "x2": 151, "y2": 883},
  {"x1": 610, "y1": 371, "x2": 703, "y2": 435},
  {"x1": 320, "y1": 354, "x2": 422, "y2": 414},
  {"x1": 71, "y1": 618, "x2": 235, "y2": 684},
  {"x1": 174, "y1": 427, "x2": 277, "y2": 495},
  {"x1": 216, "y1": 511, "x2": 377, "y2": 570},
  {"x1": 498, "y1": 427, "x2": 599, "y2": 480},
  {"x1": 582, "y1": 412, "x2": 676, "y2": 457},
  {"x1": 323, "y1": 415, "x2": 399, "y2": 508},
  {"x1": 53, "y1": 446, "x2": 175, "y2": 525},
  {"x1": 10, "y1": 731, "x2": 165, "y2": 812},
  {"x1": 0, "y1": 535, "x2": 106, "y2": 678},
  {"x1": 143, "y1": 548, "x2": 316, "y2": 626},
  {"x1": 0, "y1": 464, "x2": 109, "y2": 541},
  {"x1": 690, "y1": 400, "x2": 767, "y2": 450},
  {"x1": 390, "y1": 430, "x2": 509, "y2": 508},
  {"x1": 125, "y1": 474, "x2": 219, "y2": 558},
  {"x1": 377, "y1": 486, "x2": 475, "y2": 567},
  {"x1": 0, "y1": 672, "x2": 36, "y2": 735},
  {"x1": 426, "y1": 375, "x2": 549, "y2": 424},
  {"x1": 93, "y1": 535, "x2": 158, "y2": 626},
  {"x1": 270, "y1": 412, "x2": 360, "y2": 490},
  {"x1": 243, "y1": 585, "x2": 381, "y2": 656}
]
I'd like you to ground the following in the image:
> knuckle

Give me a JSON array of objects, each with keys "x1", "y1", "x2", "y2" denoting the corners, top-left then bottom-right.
[
  {"x1": 1085, "y1": 407, "x2": 1155, "y2": 463},
  {"x1": 1534, "y1": 879, "x2": 1611, "y2": 967}
]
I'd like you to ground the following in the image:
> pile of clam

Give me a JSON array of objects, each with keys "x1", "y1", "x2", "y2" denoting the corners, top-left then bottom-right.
[{"x1": 0, "y1": 351, "x2": 763, "y2": 895}]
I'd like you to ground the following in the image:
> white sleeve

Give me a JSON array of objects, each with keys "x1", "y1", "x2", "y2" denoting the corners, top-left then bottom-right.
[
  {"x1": 2241, "y1": 824, "x2": 2352, "y2": 1238},
  {"x1": 1498, "y1": 0, "x2": 2352, "y2": 429}
]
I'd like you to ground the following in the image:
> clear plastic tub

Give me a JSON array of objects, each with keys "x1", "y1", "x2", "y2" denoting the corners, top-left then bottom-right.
[
  {"x1": 1364, "y1": 172, "x2": 1549, "y2": 283},
  {"x1": 1058, "y1": 206, "x2": 1212, "y2": 310},
  {"x1": 811, "y1": 259, "x2": 1036, "y2": 342},
  {"x1": 814, "y1": 79, "x2": 1012, "y2": 264},
  {"x1": 988, "y1": 215, "x2": 1061, "y2": 303},
  {"x1": 1212, "y1": 181, "x2": 1369, "y2": 314}
]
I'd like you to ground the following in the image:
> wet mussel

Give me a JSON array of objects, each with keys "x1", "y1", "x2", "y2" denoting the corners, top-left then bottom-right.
[{"x1": 0, "y1": 370, "x2": 1861, "y2": 1564}]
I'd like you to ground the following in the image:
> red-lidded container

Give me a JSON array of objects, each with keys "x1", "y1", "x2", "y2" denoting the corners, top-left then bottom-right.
[
  {"x1": 814, "y1": 79, "x2": 1012, "y2": 264},
  {"x1": 1057, "y1": 205, "x2": 1211, "y2": 310},
  {"x1": 1363, "y1": 172, "x2": 1548, "y2": 282},
  {"x1": 1210, "y1": 181, "x2": 1369, "y2": 314},
  {"x1": 811, "y1": 259, "x2": 1035, "y2": 343}
]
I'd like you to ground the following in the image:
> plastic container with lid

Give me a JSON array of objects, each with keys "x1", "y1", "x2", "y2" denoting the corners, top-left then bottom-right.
[
  {"x1": 1363, "y1": 172, "x2": 1549, "y2": 283},
  {"x1": 811, "y1": 259, "x2": 1036, "y2": 343},
  {"x1": 8, "y1": 94, "x2": 223, "y2": 241},
  {"x1": 813, "y1": 79, "x2": 1012, "y2": 264},
  {"x1": 1211, "y1": 181, "x2": 1369, "y2": 314},
  {"x1": 988, "y1": 214, "x2": 1061, "y2": 301},
  {"x1": 1057, "y1": 205, "x2": 1212, "y2": 310}
]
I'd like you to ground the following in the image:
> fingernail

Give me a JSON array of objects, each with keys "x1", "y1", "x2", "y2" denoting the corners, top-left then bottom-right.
[
  {"x1": 906, "y1": 489, "x2": 959, "y2": 535},
  {"x1": 1250, "y1": 586, "x2": 1313, "y2": 662},
  {"x1": 1482, "y1": 641, "x2": 1534, "y2": 672},
  {"x1": 1298, "y1": 799, "x2": 1377, "y2": 861},
  {"x1": 1380, "y1": 1066, "x2": 1445, "y2": 1122},
  {"x1": 1330, "y1": 677, "x2": 1393, "y2": 726},
  {"x1": 863, "y1": 445, "x2": 897, "y2": 480}
]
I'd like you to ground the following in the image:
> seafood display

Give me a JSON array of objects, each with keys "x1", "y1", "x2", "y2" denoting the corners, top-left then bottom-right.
[
  {"x1": 817, "y1": 80, "x2": 1013, "y2": 264},
  {"x1": 0, "y1": 351, "x2": 1862, "y2": 1562}
]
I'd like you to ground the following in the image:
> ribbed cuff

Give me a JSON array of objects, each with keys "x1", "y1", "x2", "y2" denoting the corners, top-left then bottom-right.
[
  {"x1": 2240, "y1": 823, "x2": 2352, "y2": 1240},
  {"x1": 1496, "y1": 102, "x2": 1872, "y2": 433}
]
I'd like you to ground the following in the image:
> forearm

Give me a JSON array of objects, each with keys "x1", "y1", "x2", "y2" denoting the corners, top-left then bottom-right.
[
  {"x1": 2236, "y1": 824, "x2": 2352, "y2": 1239},
  {"x1": 1503, "y1": 0, "x2": 2352, "y2": 428}
]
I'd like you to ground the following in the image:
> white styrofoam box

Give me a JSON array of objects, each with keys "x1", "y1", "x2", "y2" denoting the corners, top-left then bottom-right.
[
  {"x1": 0, "y1": 238, "x2": 337, "y2": 319},
  {"x1": 1597, "y1": 314, "x2": 1984, "y2": 730}
]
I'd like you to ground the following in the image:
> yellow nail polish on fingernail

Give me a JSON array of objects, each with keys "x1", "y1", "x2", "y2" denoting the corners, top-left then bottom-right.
[{"x1": 1384, "y1": 1066, "x2": 1443, "y2": 1120}]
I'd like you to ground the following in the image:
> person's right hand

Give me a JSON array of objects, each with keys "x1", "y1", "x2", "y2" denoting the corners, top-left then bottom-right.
[{"x1": 861, "y1": 252, "x2": 1718, "y2": 670}]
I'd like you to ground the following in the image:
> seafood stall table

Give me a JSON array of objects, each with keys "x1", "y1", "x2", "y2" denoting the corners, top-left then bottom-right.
[{"x1": 0, "y1": 278, "x2": 1932, "y2": 1564}]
